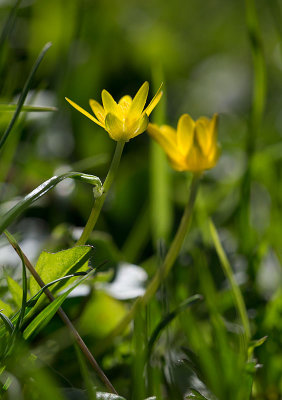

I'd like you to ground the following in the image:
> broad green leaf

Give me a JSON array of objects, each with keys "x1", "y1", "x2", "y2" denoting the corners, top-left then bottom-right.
[
  {"x1": 30, "y1": 245, "x2": 95, "y2": 297},
  {"x1": 0, "y1": 300, "x2": 13, "y2": 317},
  {"x1": 79, "y1": 291, "x2": 127, "y2": 339},
  {"x1": 6, "y1": 276, "x2": 22, "y2": 308},
  {"x1": 0, "y1": 172, "x2": 102, "y2": 234},
  {"x1": 24, "y1": 269, "x2": 94, "y2": 339}
]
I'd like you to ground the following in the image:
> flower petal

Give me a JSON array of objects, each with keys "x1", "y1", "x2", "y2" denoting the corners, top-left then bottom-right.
[
  {"x1": 129, "y1": 114, "x2": 149, "y2": 139},
  {"x1": 144, "y1": 83, "x2": 163, "y2": 116},
  {"x1": 102, "y1": 90, "x2": 119, "y2": 115},
  {"x1": 147, "y1": 123, "x2": 180, "y2": 162},
  {"x1": 118, "y1": 95, "x2": 132, "y2": 109},
  {"x1": 65, "y1": 97, "x2": 103, "y2": 127},
  {"x1": 128, "y1": 82, "x2": 149, "y2": 118},
  {"x1": 177, "y1": 114, "x2": 195, "y2": 155},
  {"x1": 89, "y1": 99, "x2": 105, "y2": 124},
  {"x1": 105, "y1": 113, "x2": 127, "y2": 141},
  {"x1": 195, "y1": 114, "x2": 218, "y2": 156}
]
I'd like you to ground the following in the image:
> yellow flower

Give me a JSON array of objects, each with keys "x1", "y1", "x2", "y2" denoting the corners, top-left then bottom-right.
[
  {"x1": 65, "y1": 82, "x2": 162, "y2": 142},
  {"x1": 147, "y1": 113, "x2": 219, "y2": 172}
]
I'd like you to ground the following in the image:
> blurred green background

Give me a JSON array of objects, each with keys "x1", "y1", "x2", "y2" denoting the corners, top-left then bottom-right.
[{"x1": 0, "y1": 0, "x2": 282, "y2": 399}]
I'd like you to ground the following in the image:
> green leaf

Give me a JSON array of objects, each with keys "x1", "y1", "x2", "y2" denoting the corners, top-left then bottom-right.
[
  {"x1": 6, "y1": 277, "x2": 22, "y2": 308},
  {"x1": 0, "y1": 273, "x2": 86, "y2": 338},
  {"x1": 0, "y1": 172, "x2": 102, "y2": 234},
  {"x1": 23, "y1": 269, "x2": 95, "y2": 340},
  {"x1": 79, "y1": 291, "x2": 127, "y2": 339},
  {"x1": 0, "y1": 104, "x2": 57, "y2": 112},
  {"x1": 30, "y1": 245, "x2": 95, "y2": 297}
]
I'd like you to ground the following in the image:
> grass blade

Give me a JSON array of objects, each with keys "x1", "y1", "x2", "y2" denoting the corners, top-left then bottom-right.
[
  {"x1": 0, "y1": 104, "x2": 57, "y2": 112},
  {"x1": 209, "y1": 219, "x2": 251, "y2": 342},
  {"x1": 0, "y1": 172, "x2": 102, "y2": 234},
  {"x1": 0, "y1": 42, "x2": 52, "y2": 152},
  {"x1": 147, "y1": 294, "x2": 203, "y2": 357}
]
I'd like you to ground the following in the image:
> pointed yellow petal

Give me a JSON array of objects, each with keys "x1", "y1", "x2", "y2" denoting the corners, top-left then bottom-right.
[
  {"x1": 195, "y1": 114, "x2": 218, "y2": 156},
  {"x1": 210, "y1": 113, "x2": 219, "y2": 140},
  {"x1": 105, "y1": 113, "x2": 128, "y2": 141},
  {"x1": 128, "y1": 82, "x2": 149, "y2": 118},
  {"x1": 102, "y1": 90, "x2": 119, "y2": 115},
  {"x1": 177, "y1": 114, "x2": 195, "y2": 154},
  {"x1": 144, "y1": 83, "x2": 163, "y2": 116},
  {"x1": 129, "y1": 114, "x2": 149, "y2": 139},
  {"x1": 65, "y1": 97, "x2": 103, "y2": 127},
  {"x1": 147, "y1": 123, "x2": 179, "y2": 159},
  {"x1": 118, "y1": 95, "x2": 132, "y2": 108},
  {"x1": 89, "y1": 99, "x2": 105, "y2": 123}
]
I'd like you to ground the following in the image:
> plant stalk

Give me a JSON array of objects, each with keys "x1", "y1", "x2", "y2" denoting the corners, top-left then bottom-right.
[{"x1": 76, "y1": 141, "x2": 125, "y2": 245}]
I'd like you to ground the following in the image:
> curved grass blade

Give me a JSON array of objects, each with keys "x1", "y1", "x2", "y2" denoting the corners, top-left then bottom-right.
[
  {"x1": 23, "y1": 269, "x2": 95, "y2": 340},
  {"x1": 0, "y1": 42, "x2": 52, "y2": 152},
  {"x1": 0, "y1": 172, "x2": 102, "y2": 234},
  {"x1": 0, "y1": 312, "x2": 14, "y2": 335},
  {"x1": 147, "y1": 294, "x2": 203, "y2": 357},
  {"x1": 0, "y1": 104, "x2": 57, "y2": 112}
]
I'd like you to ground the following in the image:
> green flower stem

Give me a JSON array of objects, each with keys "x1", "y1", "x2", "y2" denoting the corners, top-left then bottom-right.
[
  {"x1": 142, "y1": 173, "x2": 200, "y2": 304},
  {"x1": 97, "y1": 173, "x2": 201, "y2": 353},
  {"x1": 76, "y1": 141, "x2": 125, "y2": 246},
  {"x1": 209, "y1": 219, "x2": 251, "y2": 342}
]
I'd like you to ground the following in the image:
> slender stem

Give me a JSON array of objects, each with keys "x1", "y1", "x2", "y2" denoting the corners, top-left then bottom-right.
[
  {"x1": 209, "y1": 220, "x2": 251, "y2": 342},
  {"x1": 97, "y1": 173, "x2": 201, "y2": 353},
  {"x1": 4, "y1": 230, "x2": 118, "y2": 395},
  {"x1": 76, "y1": 141, "x2": 125, "y2": 246}
]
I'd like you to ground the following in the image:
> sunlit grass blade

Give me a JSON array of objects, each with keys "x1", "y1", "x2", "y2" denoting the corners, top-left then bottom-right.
[
  {"x1": 0, "y1": 42, "x2": 52, "y2": 152},
  {"x1": 0, "y1": 172, "x2": 102, "y2": 234},
  {"x1": 0, "y1": 104, "x2": 57, "y2": 112},
  {"x1": 147, "y1": 294, "x2": 203, "y2": 358},
  {"x1": 208, "y1": 219, "x2": 251, "y2": 343}
]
